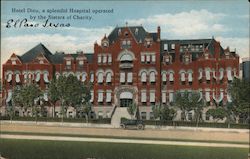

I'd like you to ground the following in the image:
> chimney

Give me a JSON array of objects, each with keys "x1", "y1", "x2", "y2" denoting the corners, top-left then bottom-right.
[{"x1": 157, "y1": 26, "x2": 161, "y2": 39}]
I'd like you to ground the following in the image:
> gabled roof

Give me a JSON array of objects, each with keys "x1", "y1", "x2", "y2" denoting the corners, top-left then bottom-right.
[
  {"x1": 108, "y1": 26, "x2": 157, "y2": 43},
  {"x1": 20, "y1": 43, "x2": 53, "y2": 63}
]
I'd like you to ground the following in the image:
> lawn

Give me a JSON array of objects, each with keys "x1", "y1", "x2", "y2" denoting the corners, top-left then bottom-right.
[{"x1": 0, "y1": 139, "x2": 248, "y2": 159}]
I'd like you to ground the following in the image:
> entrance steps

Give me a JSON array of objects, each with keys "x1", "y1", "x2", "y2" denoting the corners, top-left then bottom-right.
[{"x1": 111, "y1": 107, "x2": 132, "y2": 128}]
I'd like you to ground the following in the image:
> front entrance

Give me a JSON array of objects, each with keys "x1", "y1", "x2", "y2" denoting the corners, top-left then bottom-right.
[
  {"x1": 120, "y1": 99, "x2": 133, "y2": 107},
  {"x1": 119, "y1": 92, "x2": 133, "y2": 107}
]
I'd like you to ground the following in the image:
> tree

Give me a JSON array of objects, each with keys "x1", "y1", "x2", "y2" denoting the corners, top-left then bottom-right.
[
  {"x1": 188, "y1": 91, "x2": 206, "y2": 126},
  {"x1": 228, "y1": 78, "x2": 250, "y2": 123},
  {"x1": 50, "y1": 75, "x2": 91, "y2": 122},
  {"x1": 12, "y1": 84, "x2": 42, "y2": 121},
  {"x1": 127, "y1": 102, "x2": 137, "y2": 119},
  {"x1": 174, "y1": 91, "x2": 194, "y2": 121},
  {"x1": 206, "y1": 107, "x2": 227, "y2": 122},
  {"x1": 151, "y1": 104, "x2": 161, "y2": 120},
  {"x1": 48, "y1": 78, "x2": 59, "y2": 118},
  {"x1": 160, "y1": 106, "x2": 176, "y2": 121},
  {"x1": 55, "y1": 75, "x2": 68, "y2": 122}
]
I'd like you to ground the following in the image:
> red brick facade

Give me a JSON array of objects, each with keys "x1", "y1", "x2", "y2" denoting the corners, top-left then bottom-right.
[{"x1": 1, "y1": 25, "x2": 239, "y2": 119}]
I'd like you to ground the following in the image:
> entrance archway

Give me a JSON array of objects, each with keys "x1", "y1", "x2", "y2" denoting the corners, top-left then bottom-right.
[{"x1": 120, "y1": 92, "x2": 133, "y2": 107}]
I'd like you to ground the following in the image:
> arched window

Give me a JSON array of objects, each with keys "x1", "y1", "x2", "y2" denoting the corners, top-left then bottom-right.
[
  {"x1": 141, "y1": 72, "x2": 147, "y2": 82},
  {"x1": 106, "y1": 72, "x2": 112, "y2": 83},
  {"x1": 97, "y1": 72, "x2": 104, "y2": 83},
  {"x1": 82, "y1": 73, "x2": 87, "y2": 82},
  {"x1": 162, "y1": 72, "x2": 167, "y2": 82},
  {"x1": 169, "y1": 72, "x2": 174, "y2": 82},
  {"x1": 120, "y1": 54, "x2": 133, "y2": 62},
  {"x1": 149, "y1": 72, "x2": 156, "y2": 83}
]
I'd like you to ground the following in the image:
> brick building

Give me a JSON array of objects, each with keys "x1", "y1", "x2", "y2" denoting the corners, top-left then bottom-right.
[{"x1": 1, "y1": 25, "x2": 239, "y2": 120}]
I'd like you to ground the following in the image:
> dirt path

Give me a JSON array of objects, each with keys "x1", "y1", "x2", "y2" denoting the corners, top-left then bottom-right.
[
  {"x1": 1, "y1": 134, "x2": 248, "y2": 148},
  {"x1": 1, "y1": 123, "x2": 249, "y2": 143}
]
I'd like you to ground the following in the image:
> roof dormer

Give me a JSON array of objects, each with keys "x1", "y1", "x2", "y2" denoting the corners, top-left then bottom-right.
[{"x1": 101, "y1": 34, "x2": 109, "y2": 47}]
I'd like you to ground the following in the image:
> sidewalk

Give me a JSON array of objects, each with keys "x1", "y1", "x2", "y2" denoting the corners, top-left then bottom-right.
[{"x1": 1, "y1": 120, "x2": 249, "y2": 133}]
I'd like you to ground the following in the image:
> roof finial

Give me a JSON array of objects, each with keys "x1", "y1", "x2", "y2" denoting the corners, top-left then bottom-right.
[{"x1": 125, "y1": 21, "x2": 128, "y2": 27}]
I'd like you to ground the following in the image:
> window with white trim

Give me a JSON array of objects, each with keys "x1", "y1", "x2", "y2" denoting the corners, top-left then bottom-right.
[
  {"x1": 162, "y1": 92, "x2": 166, "y2": 103},
  {"x1": 146, "y1": 55, "x2": 150, "y2": 62},
  {"x1": 98, "y1": 55, "x2": 102, "y2": 64},
  {"x1": 150, "y1": 91, "x2": 155, "y2": 103},
  {"x1": 169, "y1": 72, "x2": 174, "y2": 82},
  {"x1": 127, "y1": 72, "x2": 133, "y2": 83},
  {"x1": 162, "y1": 72, "x2": 167, "y2": 83},
  {"x1": 150, "y1": 72, "x2": 156, "y2": 83},
  {"x1": 106, "y1": 91, "x2": 112, "y2": 103},
  {"x1": 108, "y1": 55, "x2": 112, "y2": 63},
  {"x1": 90, "y1": 91, "x2": 94, "y2": 102},
  {"x1": 141, "y1": 91, "x2": 147, "y2": 103},
  {"x1": 120, "y1": 72, "x2": 126, "y2": 83},
  {"x1": 141, "y1": 55, "x2": 145, "y2": 63},
  {"x1": 163, "y1": 44, "x2": 168, "y2": 51},
  {"x1": 141, "y1": 72, "x2": 147, "y2": 83},
  {"x1": 151, "y1": 54, "x2": 156, "y2": 63},
  {"x1": 97, "y1": 72, "x2": 104, "y2": 83},
  {"x1": 79, "y1": 60, "x2": 84, "y2": 66},
  {"x1": 90, "y1": 73, "x2": 94, "y2": 83},
  {"x1": 106, "y1": 72, "x2": 112, "y2": 83},
  {"x1": 66, "y1": 60, "x2": 71, "y2": 65},
  {"x1": 171, "y1": 44, "x2": 175, "y2": 50},
  {"x1": 98, "y1": 91, "x2": 103, "y2": 103},
  {"x1": 103, "y1": 55, "x2": 107, "y2": 63}
]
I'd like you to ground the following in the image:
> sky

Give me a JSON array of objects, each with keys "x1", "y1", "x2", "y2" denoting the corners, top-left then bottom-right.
[{"x1": 1, "y1": 0, "x2": 249, "y2": 67}]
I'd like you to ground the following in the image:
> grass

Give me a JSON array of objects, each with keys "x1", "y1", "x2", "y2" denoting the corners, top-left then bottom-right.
[
  {"x1": 0, "y1": 139, "x2": 248, "y2": 159},
  {"x1": 1, "y1": 131, "x2": 249, "y2": 145}
]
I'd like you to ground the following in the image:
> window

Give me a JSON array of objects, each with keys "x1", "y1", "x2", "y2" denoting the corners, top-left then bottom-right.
[
  {"x1": 108, "y1": 55, "x2": 112, "y2": 63},
  {"x1": 66, "y1": 60, "x2": 71, "y2": 65},
  {"x1": 169, "y1": 92, "x2": 174, "y2": 102},
  {"x1": 141, "y1": 112, "x2": 147, "y2": 120},
  {"x1": 39, "y1": 60, "x2": 44, "y2": 64},
  {"x1": 188, "y1": 72, "x2": 193, "y2": 82},
  {"x1": 127, "y1": 72, "x2": 133, "y2": 83},
  {"x1": 15, "y1": 74, "x2": 21, "y2": 83},
  {"x1": 162, "y1": 72, "x2": 167, "y2": 83},
  {"x1": 169, "y1": 72, "x2": 174, "y2": 82},
  {"x1": 98, "y1": 55, "x2": 102, "y2": 64},
  {"x1": 97, "y1": 72, "x2": 104, "y2": 83},
  {"x1": 106, "y1": 91, "x2": 112, "y2": 103},
  {"x1": 162, "y1": 92, "x2": 166, "y2": 103},
  {"x1": 180, "y1": 72, "x2": 185, "y2": 82},
  {"x1": 150, "y1": 91, "x2": 155, "y2": 104},
  {"x1": 120, "y1": 72, "x2": 126, "y2": 83},
  {"x1": 141, "y1": 91, "x2": 147, "y2": 103},
  {"x1": 205, "y1": 69, "x2": 210, "y2": 81},
  {"x1": 90, "y1": 73, "x2": 94, "y2": 82},
  {"x1": 205, "y1": 91, "x2": 210, "y2": 102},
  {"x1": 120, "y1": 54, "x2": 133, "y2": 62},
  {"x1": 90, "y1": 91, "x2": 94, "y2": 102},
  {"x1": 171, "y1": 44, "x2": 175, "y2": 50},
  {"x1": 146, "y1": 55, "x2": 150, "y2": 63},
  {"x1": 150, "y1": 72, "x2": 156, "y2": 83},
  {"x1": 82, "y1": 73, "x2": 87, "y2": 82},
  {"x1": 152, "y1": 54, "x2": 156, "y2": 63},
  {"x1": 103, "y1": 55, "x2": 107, "y2": 63},
  {"x1": 141, "y1": 55, "x2": 145, "y2": 63},
  {"x1": 141, "y1": 72, "x2": 147, "y2": 83},
  {"x1": 227, "y1": 68, "x2": 232, "y2": 81},
  {"x1": 106, "y1": 72, "x2": 112, "y2": 83},
  {"x1": 98, "y1": 91, "x2": 103, "y2": 103},
  {"x1": 12, "y1": 60, "x2": 16, "y2": 65},
  {"x1": 164, "y1": 44, "x2": 168, "y2": 51},
  {"x1": 79, "y1": 60, "x2": 84, "y2": 65}
]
